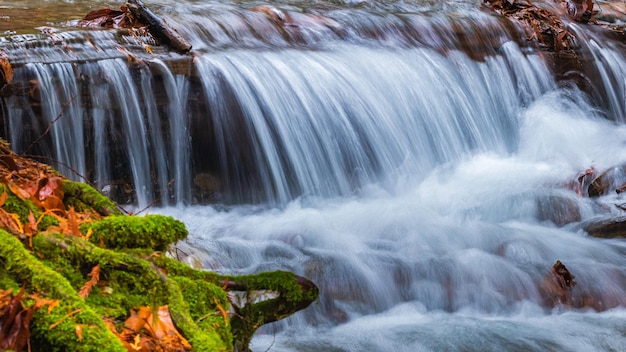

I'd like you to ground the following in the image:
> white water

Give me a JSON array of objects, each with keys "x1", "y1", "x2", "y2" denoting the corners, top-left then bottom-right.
[
  {"x1": 1, "y1": 1, "x2": 626, "y2": 350},
  {"x1": 154, "y1": 92, "x2": 626, "y2": 350}
]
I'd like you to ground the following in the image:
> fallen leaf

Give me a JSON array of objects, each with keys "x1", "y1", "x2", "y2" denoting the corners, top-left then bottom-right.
[
  {"x1": 78, "y1": 264, "x2": 101, "y2": 299},
  {"x1": 214, "y1": 297, "x2": 229, "y2": 326},
  {"x1": 67, "y1": 207, "x2": 81, "y2": 237},
  {"x1": 0, "y1": 49, "x2": 12, "y2": 84},
  {"x1": 0, "y1": 189, "x2": 8, "y2": 207},
  {"x1": 75, "y1": 324, "x2": 83, "y2": 342}
]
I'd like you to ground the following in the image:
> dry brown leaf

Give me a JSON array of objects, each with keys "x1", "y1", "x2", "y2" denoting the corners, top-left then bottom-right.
[
  {"x1": 0, "y1": 50, "x2": 12, "y2": 84},
  {"x1": 122, "y1": 305, "x2": 191, "y2": 351},
  {"x1": 67, "y1": 207, "x2": 81, "y2": 237},
  {"x1": 78, "y1": 264, "x2": 101, "y2": 299},
  {"x1": 25, "y1": 210, "x2": 38, "y2": 235},
  {"x1": 0, "y1": 208, "x2": 24, "y2": 234},
  {"x1": 0, "y1": 189, "x2": 8, "y2": 207},
  {"x1": 6, "y1": 180, "x2": 33, "y2": 201}
]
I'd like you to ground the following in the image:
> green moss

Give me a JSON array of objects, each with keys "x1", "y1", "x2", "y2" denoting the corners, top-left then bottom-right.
[
  {"x1": 0, "y1": 266, "x2": 20, "y2": 291},
  {"x1": 62, "y1": 181, "x2": 122, "y2": 216},
  {"x1": 0, "y1": 185, "x2": 58, "y2": 231},
  {"x1": 152, "y1": 254, "x2": 223, "y2": 283},
  {"x1": 0, "y1": 168, "x2": 317, "y2": 352},
  {"x1": 0, "y1": 229, "x2": 126, "y2": 352},
  {"x1": 165, "y1": 279, "x2": 231, "y2": 351},
  {"x1": 172, "y1": 276, "x2": 233, "y2": 347},
  {"x1": 81, "y1": 214, "x2": 188, "y2": 251}
]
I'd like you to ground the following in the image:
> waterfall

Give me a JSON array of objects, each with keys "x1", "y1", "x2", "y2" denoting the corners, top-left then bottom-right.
[
  {"x1": 1, "y1": 1, "x2": 626, "y2": 351},
  {"x1": 195, "y1": 43, "x2": 553, "y2": 204}
]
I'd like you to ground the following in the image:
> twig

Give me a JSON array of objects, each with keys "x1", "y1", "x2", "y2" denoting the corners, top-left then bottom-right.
[
  {"x1": 49, "y1": 308, "x2": 83, "y2": 329},
  {"x1": 21, "y1": 94, "x2": 78, "y2": 156},
  {"x1": 134, "y1": 178, "x2": 175, "y2": 215},
  {"x1": 20, "y1": 153, "x2": 129, "y2": 215}
]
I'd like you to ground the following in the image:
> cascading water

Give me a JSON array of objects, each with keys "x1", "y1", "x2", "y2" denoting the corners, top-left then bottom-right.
[{"x1": 1, "y1": 0, "x2": 625, "y2": 351}]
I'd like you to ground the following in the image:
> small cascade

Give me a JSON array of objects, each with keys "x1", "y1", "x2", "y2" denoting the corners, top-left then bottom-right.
[
  {"x1": 23, "y1": 62, "x2": 86, "y2": 179},
  {"x1": 1, "y1": 5, "x2": 558, "y2": 206},
  {"x1": 568, "y1": 23, "x2": 626, "y2": 121},
  {"x1": 1, "y1": 1, "x2": 626, "y2": 351},
  {"x1": 195, "y1": 44, "x2": 554, "y2": 203}
]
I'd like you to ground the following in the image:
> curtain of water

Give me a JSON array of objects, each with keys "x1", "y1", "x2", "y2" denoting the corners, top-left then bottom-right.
[{"x1": 195, "y1": 43, "x2": 554, "y2": 204}]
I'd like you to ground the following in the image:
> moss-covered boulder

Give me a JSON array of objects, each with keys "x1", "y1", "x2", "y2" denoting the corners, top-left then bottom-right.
[
  {"x1": 82, "y1": 214, "x2": 188, "y2": 251},
  {"x1": 0, "y1": 141, "x2": 319, "y2": 352}
]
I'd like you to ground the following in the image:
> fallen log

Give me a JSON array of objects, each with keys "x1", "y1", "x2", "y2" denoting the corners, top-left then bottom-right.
[{"x1": 125, "y1": 0, "x2": 192, "y2": 54}]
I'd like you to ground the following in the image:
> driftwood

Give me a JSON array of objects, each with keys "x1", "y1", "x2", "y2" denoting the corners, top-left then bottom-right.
[{"x1": 125, "y1": 0, "x2": 192, "y2": 54}]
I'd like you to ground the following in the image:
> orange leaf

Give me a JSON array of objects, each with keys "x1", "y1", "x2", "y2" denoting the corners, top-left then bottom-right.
[
  {"x1": 124, "y1": 309, "x2": 146, "y2": 333},
  {"x1": 0, "y1": 50, "x2": 13, "y2": 84},
  {"x1": 67, "y1": 207, "x2": 81, "y2": 237},
  {"x1": 6, "y1": 180, "x2": 33, "y2": 200},
  {"x1": 45, "y1": 300, "x2": 60, "y2": 314},
  {"x1": 78, "y1": 264, "x2": 100, "y2": 299},
  {"x1": 75, "y1": 324, "x2": 83, "y2": 342},
  {"x1": 0, "y1": 208, "x2": 24, "y2": 234},
  {"x1": 214, "y1": 297, "x2": 229, "y2": 326},
  {"x1": 0, "y1": 189, "x2": 7, "y2": 207}
]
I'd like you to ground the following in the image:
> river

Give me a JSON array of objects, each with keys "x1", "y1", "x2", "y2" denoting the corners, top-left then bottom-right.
[{"x1": 1, "y1": 0, "x2": 625, "y2": 351}]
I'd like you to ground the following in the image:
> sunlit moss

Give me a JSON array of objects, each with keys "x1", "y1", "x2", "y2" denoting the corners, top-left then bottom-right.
[
  {"x1": 0, "y1": 229, "x2": 126, "y2": 352},
  {"x1": 81, "y1": 214, "x2": 188, "y2": 251}
]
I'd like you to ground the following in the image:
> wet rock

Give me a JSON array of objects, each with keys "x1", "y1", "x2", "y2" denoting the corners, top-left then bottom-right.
[
  {"x1": 581, "y1": 215, "x2": 626, "y2": 238},
  {"x1": 193, "y1": 173, "x2": 222, "y2": 203},
  {"x1": 536, "y1": 194, "x2": 581, "y2": 226},
  {"x1": 587, "y1": 164, "x2": 626, "y2": 197}
]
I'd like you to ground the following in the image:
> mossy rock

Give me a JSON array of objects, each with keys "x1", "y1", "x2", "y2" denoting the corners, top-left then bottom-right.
[
  {"x1": 63, "y1": 181, "x2": 123, "y2": 216},
  {"x1": 0, "y1": 145, "x2": 318, "y2": 351},
  {"x1": 82, "y1": 214, "x2": 188, "y2": 251},
  {"x1": 0, "y1": 229, "x2": 127, "y2": 352}
]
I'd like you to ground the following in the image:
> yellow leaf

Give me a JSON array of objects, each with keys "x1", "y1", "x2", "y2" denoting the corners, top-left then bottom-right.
[
  {"x1": 130, "y1": 334, "x2": 142, "y2": 350},
  {"x1": 84, "y1": 228, "x2": 93, "y2": 241},
  {"x1": 144, "y1": 44, "x2": 153, "y2": 54},
  {"x1": 47, "y1": 300, "x2": 60, "y2": 314},
  {"x1": 8, "y1": 212, "x2": 24, "y2": 233}
]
